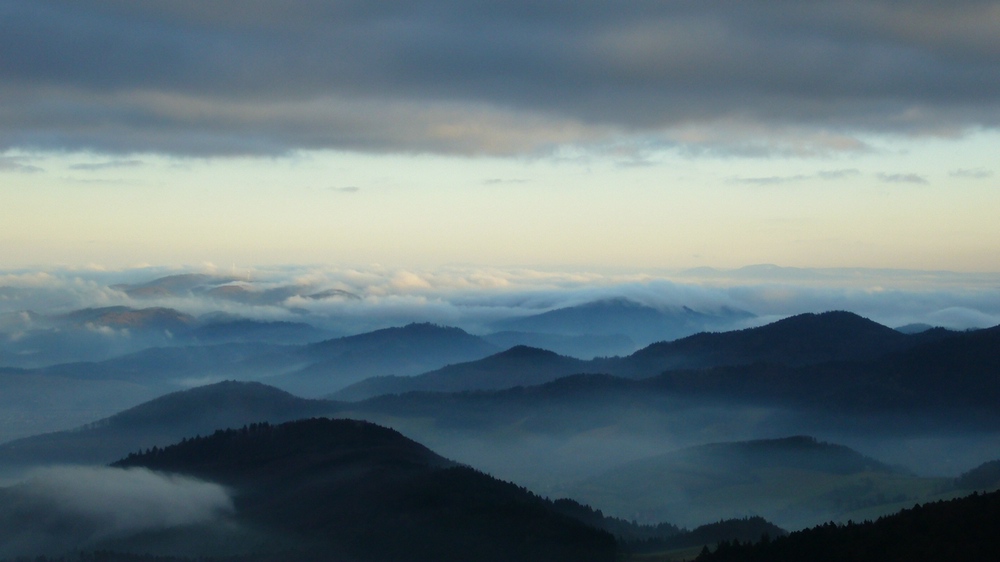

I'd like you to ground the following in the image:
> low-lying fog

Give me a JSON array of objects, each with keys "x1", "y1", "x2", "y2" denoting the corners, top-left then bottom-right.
[{"x1": 0, "y1": 466, "x2": 234, "y2": 558}]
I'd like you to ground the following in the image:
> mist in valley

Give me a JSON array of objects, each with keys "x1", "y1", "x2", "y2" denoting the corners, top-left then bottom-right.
[{"x1": 1, "y1": 266, "x2": 1000, "y2": 559}]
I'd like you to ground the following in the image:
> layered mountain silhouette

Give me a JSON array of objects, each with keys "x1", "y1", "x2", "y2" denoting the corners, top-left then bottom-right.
[
  {"x1": 334, "y1": 311, "x2": 968, "y2": 400},
  {"x1": 483, "y1": 330, "x2": 636, "y2": 359},
  {"x1": 267, "y1": 322, "x2": 499, "y2": 396},
  {"x1": 7, "y1": 317, "x2": 997, "y2": 480}
]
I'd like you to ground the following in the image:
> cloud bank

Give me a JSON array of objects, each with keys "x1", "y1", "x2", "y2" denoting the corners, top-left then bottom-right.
[
  {"x1": 2, "y1": 1, "x2": 999, "y2": 157},
  {"x1": 2, "y1": 265, "x2": 999, "y2": 338}
]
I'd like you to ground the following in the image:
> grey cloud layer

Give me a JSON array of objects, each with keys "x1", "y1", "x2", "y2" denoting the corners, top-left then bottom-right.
[
  {"x1": 2, "y1": 1, "x2": 999, "y2": 156},
  {"x1": 0, "y1": 466, "x2": 233, "y2": 557}
]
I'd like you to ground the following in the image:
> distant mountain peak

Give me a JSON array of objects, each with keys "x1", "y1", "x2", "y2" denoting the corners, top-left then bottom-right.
[
  {"x1": 497, "y1": 345, "x2": 563, "y2": 359},
  {"x1": 94, "y1": 380, "x2": 327, "y2": 429},
  {"x1": 399, "y1": 321, "x2": 464, "y2": 332},
  {"x1": 773, "y1": 310, "x2": 880, "y2": 326}
]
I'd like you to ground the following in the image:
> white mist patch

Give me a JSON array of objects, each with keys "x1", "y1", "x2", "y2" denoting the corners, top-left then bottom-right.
[
  {"x1": 15, "y1": 465, "x2": 234, "y2": 537},
  {"x1": 926, "y1": 307, "x2": 1000, "y2": 330}
]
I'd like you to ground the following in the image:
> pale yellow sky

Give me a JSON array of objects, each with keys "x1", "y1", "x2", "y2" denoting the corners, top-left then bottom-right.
[{"x1": 2, "y1": 131, "x2": 998, "y2": 272}]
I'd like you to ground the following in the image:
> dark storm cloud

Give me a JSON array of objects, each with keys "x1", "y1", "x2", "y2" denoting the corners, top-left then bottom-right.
[{"x1": 1, "y1": 1, "x2": 999, "y2": 156}]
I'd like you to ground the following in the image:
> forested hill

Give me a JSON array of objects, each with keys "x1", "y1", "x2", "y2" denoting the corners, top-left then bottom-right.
[
  {"x1": 115, "y1": 418, "x2": 617, "y2": 562},
  {"x1": 693, "y1": 490, "x2": 1000, "y2": 562}
]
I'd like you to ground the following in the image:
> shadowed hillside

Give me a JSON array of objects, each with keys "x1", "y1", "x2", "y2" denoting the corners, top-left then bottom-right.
[
  {"x1": 113, "y1": 418, "x2": 617, "y2": 562},
  {"x1": 617, "y1": 311, "x2": 914, "y2": 376},
  {"x1": 693, "y1": 490, "x2": 1000, "y2": 562}
]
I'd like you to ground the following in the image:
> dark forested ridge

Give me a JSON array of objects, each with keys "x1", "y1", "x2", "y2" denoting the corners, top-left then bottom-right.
[
  {"x1": 693, "y1": 490, "x2": 1000, "y2": 562},
  {"x1": 619, "y1": 311, "x2": 922, "y2": 375},
  {"x1": 113, "y1": 418, "x2": 617, "y2": 562}
]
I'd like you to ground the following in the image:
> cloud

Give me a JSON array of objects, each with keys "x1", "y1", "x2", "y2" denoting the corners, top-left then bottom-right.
[
  {"x1": 732, "y1": 175, "x2": 810, "y2": 186},
  {"x1": 949, "y1": 168, "x2": 993, "y2": 178},
  {"x1": 925, "y1": 306, "x2": 1000, "y2": 330},
  {"x1": 0, "y1": 156, "x2": 43, "y2": 173},
  {"x1": 483, "y1": 178, "x2": 528, "y2": 185},
  {"x1": 817, "y1": 169, "x2": 862, "y2": 180},
  {"x1": 2, "y1": 2, "x2": 999, "y2": 157},
  {"x1": 730, "y1": 169, "x2": 861, "y2": 185},
  {"x1": 877, "y1": 172, "x2": 929, "y2": 184},
  {"x1": 329, "y1": 186, "x2": 360, "y2": 193},
  {"x1": 2, "y1": 264, "x2": 999, "y2": 341},
  {"x1": 68, "y1": 159, "x2": 144, "y2": 171},
  {"x1": 0, "y1": 466, "x2": 234, "y2": 557}
]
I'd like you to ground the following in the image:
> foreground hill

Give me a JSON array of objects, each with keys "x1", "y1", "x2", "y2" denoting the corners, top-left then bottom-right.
[
  {"x1": 111, "y1": 418, "x2": 617, "y2": 562},
  {"x1": 694, "y1": 490, "x2": 1000, "y2": 562}
]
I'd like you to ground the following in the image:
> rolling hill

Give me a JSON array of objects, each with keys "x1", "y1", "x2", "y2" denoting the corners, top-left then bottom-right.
[
  {"x1": 615, "y1": 311, "x2": 916, "y2": 376},
  {"x1": 491, "y1": 298, "x2": 753, "y2": 348},
  {"x1": 108, "y1": 418, "x2": 618, "y2": 562},
  {"x1": 331, "y1": 345, "x2": 592, "y2": 400},
  {"x1": 266, "y1": 322, "x2": 499, "y2": 396}
]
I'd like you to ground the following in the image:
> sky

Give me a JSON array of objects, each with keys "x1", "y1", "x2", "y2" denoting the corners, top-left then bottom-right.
[{"x1": 1, "y1": 1, "x2": 999, "y2": 273}]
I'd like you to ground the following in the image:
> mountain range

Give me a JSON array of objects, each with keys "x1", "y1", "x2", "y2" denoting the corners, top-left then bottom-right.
[
  {"x1": 490, "y1": 298, "x2": 754, "y2": 349},
  {"x1": 3, "y1": 306, "x2": 1000, "y2": 560}
]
